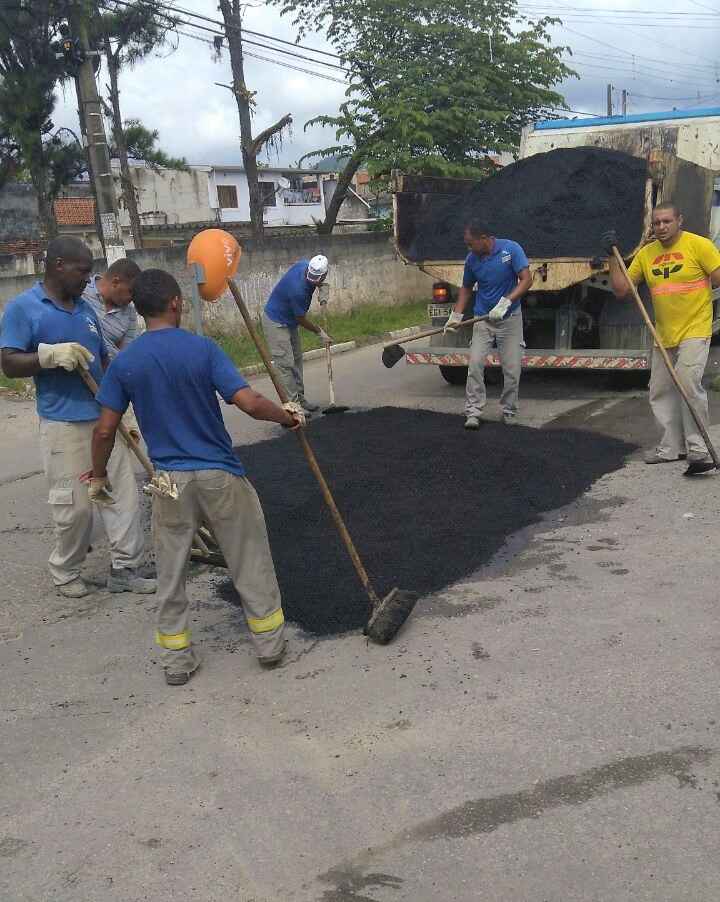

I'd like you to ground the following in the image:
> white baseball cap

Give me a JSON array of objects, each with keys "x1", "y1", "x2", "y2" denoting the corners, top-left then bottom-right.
[{"x1": 307, "y1": 254, "x2": 329, "y2": 282}]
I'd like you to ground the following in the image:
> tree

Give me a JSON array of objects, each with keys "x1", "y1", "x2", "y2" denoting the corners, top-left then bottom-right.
[
  {"x1": 275, "y1": 0, "x2": 574, "y2": 233},
  {"x1": 0, "y1": 2, "x2": 69, "y2": 237},
  {"x1": 218, "y1": 1, "x2": 292, "y2": 238},
  {"x1": 114, "y1": 120, "x2": 189, "y2": 172},
  {"x1": 98, "y1": 0, "x2": 179, "y2": 248}
]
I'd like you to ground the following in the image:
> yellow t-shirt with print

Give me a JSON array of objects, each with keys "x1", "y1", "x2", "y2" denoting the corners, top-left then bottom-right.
[{"x1": 627, "y1": 231, "x2": 720, "y2": 348}]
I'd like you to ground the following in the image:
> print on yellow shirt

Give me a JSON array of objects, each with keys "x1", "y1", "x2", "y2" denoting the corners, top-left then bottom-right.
[{"x1": 626, "y1": 231, "x2": 720, "y2": 348}]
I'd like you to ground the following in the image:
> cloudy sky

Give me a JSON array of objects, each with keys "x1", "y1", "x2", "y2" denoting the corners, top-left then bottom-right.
[{"x1": 52, "y1": 0, "x2": 720, "y2": 168}]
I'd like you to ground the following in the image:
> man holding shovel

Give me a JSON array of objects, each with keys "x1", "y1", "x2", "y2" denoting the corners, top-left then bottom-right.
[
  {"x1": 262, "y1": 255, "x2": 331, "y2": 414},
  {"x1": 445, "y1": 220, "x2": 532, "y2": 429},
  {"x1": 91, "y1": 269, "x2": 304, "y2": 685},
  {"x1": 603, "y1": 203, "x2": 720, "y2": 473}
]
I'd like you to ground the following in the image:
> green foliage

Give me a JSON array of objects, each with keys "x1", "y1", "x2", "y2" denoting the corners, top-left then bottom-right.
[
  {"x1": 0, "y1": 2, "x2": 72, "y2": 229},
  {"x1": 117, "y1": 120, "x2": 188, "y2": 171},
  {"x1": 276, "y1": 0, "x2": 575, "y2": 178},
  {"x1": 95, "y1": 0, "x2": 177, "y2": 68}
]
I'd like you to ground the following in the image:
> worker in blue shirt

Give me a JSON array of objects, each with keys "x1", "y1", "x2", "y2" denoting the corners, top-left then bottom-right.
[
  {"x1": 91, "y1": 268, "x2": 304, "y2": 685},
  {"x1": 0, "y1": 238, "x2": 154, "y2": 599},
  {"x1": 445, "y1": 220, "x2": 533, "y2": 429},
  {"x1": 262, "y1": 254, "x2": 332, "y2": 413}
]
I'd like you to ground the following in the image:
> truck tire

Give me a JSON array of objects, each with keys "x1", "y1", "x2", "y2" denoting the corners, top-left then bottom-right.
[{"x1": 439, "y1": 365, "x2": 468, "y2": 386}]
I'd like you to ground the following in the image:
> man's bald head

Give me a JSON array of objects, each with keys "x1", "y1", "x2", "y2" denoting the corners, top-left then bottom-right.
[{"x1": 44, "y1": 238, "x2": 93, "y2": 301}]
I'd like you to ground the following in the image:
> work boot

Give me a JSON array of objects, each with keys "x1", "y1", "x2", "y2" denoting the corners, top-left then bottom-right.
[
  {"x1": 107, "y1": 566, "x2": 156, "y2": 594},
  {"x1": 165, "y1": 670, "x2": 191, "y2": 686},
  {"x1": 259, "y1": 640, "x2": 288, "y2": 668},
  {"x1": 57, "y1": 578, "x2": 91, "y2": 599},
  {"x1": 645, "y1": 450, "x2": 683, "y2": 464},
  {"x1": 300, "y1": 397, "x2": 320, "y2": 413},
  {"x1": 684, "y1": 452, "x2": 715, "y2": 476},
  {"x1": 464, "y1": 415, "x2": 481, "y2": 430},
  {"x1": 502, "y1": 413, "x2": 518, "y2": 426}
]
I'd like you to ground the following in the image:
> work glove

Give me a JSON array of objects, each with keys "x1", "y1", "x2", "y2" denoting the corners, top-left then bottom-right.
[
  {"x1": 88, "y1": 475, "x2": 115, "y2": 506},
  {"x1": 143, "y1": 471, "x2": 179, "y2": 500},
  {"x1": 37, "y1": 342, "x2": 94, "y2": 372},
  {"x1": 600, "y1": 229, "x2": 619, "y2": 255},
  {"x1": 488, "y1": 296, "x2": 512, "y2": 322},
  {"x1": 444, "y1": 311, "x2": 464, "y2": 333},
  {"x1": 282, "y1": 400, "x2": 306, "y2": 429},
  {"x1": 318, "y1": 328, "x2": 333, "y2": 345},
  {"x1": 317, "y1": 283, "x2": 330, "y2": 306}
]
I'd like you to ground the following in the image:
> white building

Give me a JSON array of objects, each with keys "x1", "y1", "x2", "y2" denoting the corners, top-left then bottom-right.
[{"x1": 208, "y1": 165, "x2": 370, "y2": 228}]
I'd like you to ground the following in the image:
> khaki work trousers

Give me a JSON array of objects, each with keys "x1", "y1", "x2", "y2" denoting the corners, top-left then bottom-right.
[
  {"x1": 39, "y1": 418, "x2": 145, "y2": 586},
  {"x1": 151, "y1": 470, "x2": 285, "y2": 674},
  {"x1": 262, "y1": 312, "x2": 304, "y2": 402},
  {"x1": 649, "y1": 338, "x2": 711, "y2": 458},
  {"x1": 465, "y1": 312, "x2": 524, "y2": 417}
]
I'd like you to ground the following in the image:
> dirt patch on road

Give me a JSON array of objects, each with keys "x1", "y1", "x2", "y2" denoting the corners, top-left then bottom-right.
[{"x1": 217, "y1": 407, "x2": 634, "y2": 635}]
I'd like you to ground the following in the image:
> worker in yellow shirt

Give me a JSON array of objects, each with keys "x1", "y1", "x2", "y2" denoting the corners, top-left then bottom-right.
[{"x1": 603, "y1": 203, "x2": 720, "y2": 474}]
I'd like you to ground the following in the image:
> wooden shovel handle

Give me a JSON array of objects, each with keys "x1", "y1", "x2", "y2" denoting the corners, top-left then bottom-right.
[
  {"x1": 612, "y1": 247, "x2": 719, "y2": 468},
  {"x1": 227, "y1": 278, "x2": 381, "y2": 606},
  {"x1": 382, "y1": 315, "x2": 487, "y2": 350}
]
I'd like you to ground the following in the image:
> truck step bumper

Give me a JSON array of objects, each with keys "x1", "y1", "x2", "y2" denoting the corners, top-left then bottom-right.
[{"x1": 406, "y1": 349, "x2": 651, "y2": 370}]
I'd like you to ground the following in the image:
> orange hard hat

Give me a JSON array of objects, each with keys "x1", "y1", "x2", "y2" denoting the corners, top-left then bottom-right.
[{"x1": 187, "y1": 229, "x2": 241, "y2": 302}]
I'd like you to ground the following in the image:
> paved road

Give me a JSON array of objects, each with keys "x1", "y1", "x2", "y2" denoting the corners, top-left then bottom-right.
[{"x1": 2, "y1": 345, "x2": 720, "y2": 902}]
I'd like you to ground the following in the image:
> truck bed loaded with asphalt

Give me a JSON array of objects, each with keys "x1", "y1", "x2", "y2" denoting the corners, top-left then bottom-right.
[{"x1": 392, "y1": 108, "x2": 720, "y2": 385}]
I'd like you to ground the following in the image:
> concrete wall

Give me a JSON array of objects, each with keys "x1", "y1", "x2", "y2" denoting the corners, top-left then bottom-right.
[
  {"x1": 115, "y1": 163, "x2": 214, "y2": 228},
  {"x1": 0, "y1": 233, "x2": 433, "y2": 329},
  {"x1": 0, "y1": 183, "x2": 41, "y2": 244}
]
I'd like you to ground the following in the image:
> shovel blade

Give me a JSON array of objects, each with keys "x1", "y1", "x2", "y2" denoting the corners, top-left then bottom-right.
[
  {"x1": 382, "y1": 344, "x2": 405, "y2": 369},
  {"x1": 364, "y1": 588, "x2": 419, "y2": 644}
]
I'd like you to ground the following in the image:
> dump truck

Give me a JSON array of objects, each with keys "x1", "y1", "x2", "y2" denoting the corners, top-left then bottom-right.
[{"x1": 393, "y1": 107, "x2": 720, "y2": 385}]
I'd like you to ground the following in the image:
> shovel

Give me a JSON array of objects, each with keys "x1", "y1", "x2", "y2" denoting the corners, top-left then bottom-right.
[
  {"x1": 611, "y1": 246, "x2": 719, "y2": 475},
  {"x1": 382, "y1": 315, "x2": 488, "y2": 368},
  {"x1": 227, "y1": 278, "x2": 418, "y2": 644},
  {"x1": 320, "y1": 304, "x2": 349, "y2": 416}
]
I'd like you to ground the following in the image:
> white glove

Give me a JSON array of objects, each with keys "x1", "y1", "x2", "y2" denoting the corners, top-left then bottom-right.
[
  {"x1": 37, "y1": 342, "x2": 94, "y2": 371},
  {"x1": 143, "y1": 471, "x2": 179, "y2": 500},
  {"x1": 488, "y1": 296, "x2": 512, "y2": 322},
  {"x1": 444, "y1": 311, "x2": 464, "y2": 333},
  {"x1": 318, "y1": 328, "x2": 333, "y2": 345},
  {"x1": 88, "y1": 476, "x2": 115, "y2": 506},
  {"x1": 282, "y1": 401, "x2": 306, "y2": 428}
]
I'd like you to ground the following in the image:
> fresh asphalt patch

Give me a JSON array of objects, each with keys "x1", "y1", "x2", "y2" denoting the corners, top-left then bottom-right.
[{"x1": 215, "y1": 407, "x2": 635, "y2": 636}]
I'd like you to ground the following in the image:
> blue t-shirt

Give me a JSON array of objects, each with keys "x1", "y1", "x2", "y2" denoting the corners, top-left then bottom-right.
[
  {"x1": 462, "y1": 239, "x2": 530, "y2": 317},
  {"x1": 96, "y1": 328, "x2": 249, "y2": 476},
  {"x1": 0, "y1": 281, "x2": 108, "y2": 422},
  {"x1": 264, "y1": 260, "x2": 316, "y2": 326}
]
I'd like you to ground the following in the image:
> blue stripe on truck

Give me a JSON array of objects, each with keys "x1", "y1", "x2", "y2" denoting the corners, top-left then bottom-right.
[{"x1": 534, "y1": 107, "x2": 720, "y2": 130}]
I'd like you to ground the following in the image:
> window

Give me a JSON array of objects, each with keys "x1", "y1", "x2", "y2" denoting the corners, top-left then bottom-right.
[
  {"x1": 216, "y1": 184, "x2": 238, "y2": 209},
  {"x1": 259, "y1": 182, "x2": 277, "y2": 207}
]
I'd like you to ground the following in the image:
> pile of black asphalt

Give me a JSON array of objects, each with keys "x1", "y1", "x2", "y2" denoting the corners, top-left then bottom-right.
[
  {"x1": 402, "y1": 146, "x2": 648, "y2": 261},
  {"x1": 216, "y1": 407, "x2": 634, "y2": 636}
]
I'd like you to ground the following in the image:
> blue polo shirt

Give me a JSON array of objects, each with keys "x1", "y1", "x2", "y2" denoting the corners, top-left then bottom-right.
[
  {"x1": 264, "y1": 260, "x2": 316, "y2": 327},
  {"x1": 0, "y1": 281, "x2": 108, "y2": 422},
  {"x1": 97, "y1": 328, "x2": 249, "y2": 476},
  {"x1": 462, "y1": 239, "x2": 529, "y2": 318}
]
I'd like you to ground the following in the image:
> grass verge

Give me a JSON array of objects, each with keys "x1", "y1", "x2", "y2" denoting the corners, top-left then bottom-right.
[
  {"x1": 210, "y1": 299, "x2": 428, "y2": 370},
  {"x1": 0, "y1": 373, "x2": 31, "y2": 396}
]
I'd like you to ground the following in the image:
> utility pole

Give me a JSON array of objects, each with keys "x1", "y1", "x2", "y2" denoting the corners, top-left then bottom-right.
[
  {"x1": 606, "y1": 83, "x2": 613, "y2": 116},
  {"x1": 67, "y1": 1, "x2": 126, "y2": 263}
]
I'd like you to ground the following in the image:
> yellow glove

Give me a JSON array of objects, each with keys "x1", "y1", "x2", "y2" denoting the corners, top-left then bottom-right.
[
  {"x1": 88, "y1": 476, "x2": 115, "y2": 506},
  {"x1": 282, "y1": 401, "x2": 306, "y2": 429},
  {"x1": 37, "y1": 342, "x2": 94, "y2": 371},
  {"x1": 143, "y1": 471, "x2": 179, "y2": 500}
]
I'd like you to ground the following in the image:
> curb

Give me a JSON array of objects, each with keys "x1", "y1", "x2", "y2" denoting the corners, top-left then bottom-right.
[{"x1": 240, "y1": 339, "x2": 357, "y2": 377}]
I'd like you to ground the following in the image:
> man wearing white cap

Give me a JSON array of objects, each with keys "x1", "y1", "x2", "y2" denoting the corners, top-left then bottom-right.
[{"x1": 262, "y1": 255, "x2": 332, "y2": 413}]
